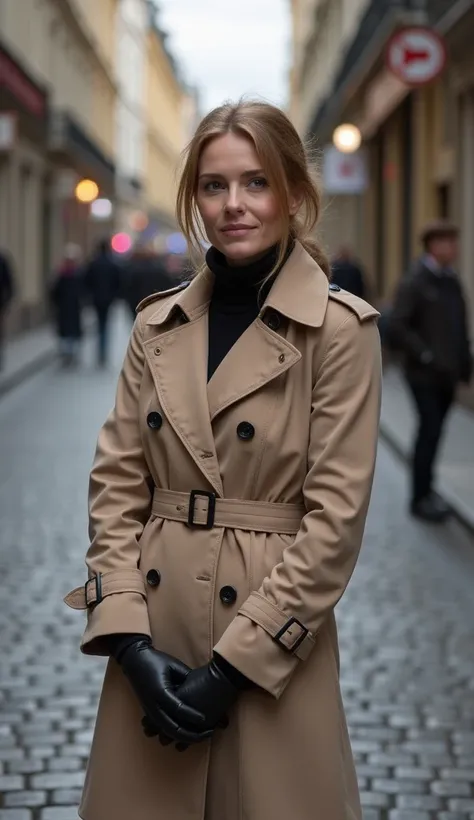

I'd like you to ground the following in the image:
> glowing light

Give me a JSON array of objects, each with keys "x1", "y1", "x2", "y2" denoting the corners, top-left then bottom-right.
[
  {"x1": 332, "y1": 124, "x2": 362, "y2": 154},
  {"x1": 111, "y1": 232, "x2": 132, "y2": 254},
  {"x1": 166, "y1": 233, "x2": 187, "y2": 254},
  {"x1": 75, "y1": 179, "x2": 99, "y2": 203},
  {"x1": 90, "y1": 198, "x2": 113, "y2": 219}
]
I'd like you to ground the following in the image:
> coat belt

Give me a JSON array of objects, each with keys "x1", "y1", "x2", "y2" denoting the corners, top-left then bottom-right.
[
  {"x1": 152, "y1": 488, "x2": 305, "y2": 534},
  {"x1": 64, "y1": 490, "x2": 306, "y2": 611}
]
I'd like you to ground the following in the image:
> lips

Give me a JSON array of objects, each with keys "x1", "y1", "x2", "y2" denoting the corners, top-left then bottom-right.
[{"x1": 220, "y1": 225, "x2": 256, "y2": 235}]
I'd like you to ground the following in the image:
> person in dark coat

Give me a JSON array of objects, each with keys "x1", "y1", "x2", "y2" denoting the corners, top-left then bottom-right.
[
  {"x1": 0, "y1": 248, "x2": 15, "y2": 370},
  {"x1": 83, "y1": 239, "x2": 121, "y2": 367},
  {"x1": 389, "y1": 220, "x2": 472, "y2": 522},
  {"x1": 121, "y1": 245, "x2": 174, "y2": 319},
  {"x1": 50, "y1": 244, "x2": 84, "y2": 368},
  {"x1": 330, "y1": 246, "x2": 367, "y2": 298}
]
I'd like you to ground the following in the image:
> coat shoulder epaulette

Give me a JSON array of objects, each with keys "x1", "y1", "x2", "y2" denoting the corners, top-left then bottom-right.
[
  {"x1": 327, "y1": 283, "x2": 380, "y2": 322},
  {"x1": 136, "y1": 281, "x2": 191, "y2": 314}
]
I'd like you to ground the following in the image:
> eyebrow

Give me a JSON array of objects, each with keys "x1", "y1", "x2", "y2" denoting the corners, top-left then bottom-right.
[{"x1": 198, "y1": 169, "x2": 265, "y2": 180}]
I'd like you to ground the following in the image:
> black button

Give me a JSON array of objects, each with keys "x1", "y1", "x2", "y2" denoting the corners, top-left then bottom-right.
[
  {"x1": 329, "y1": 283, "x2": 341, "y2": 292},
  {"x1": 219, "y1": 585, "x2": 237, "y2": 606},
  {"x1": 237, "y1": 421, "x2": 255, "y2": 440},
  {"x1": 265, "y1": 311, "x2": 281, "y2": 331},
  {"x1": 146, "y1": 569, "x2": 161, "y2": 587},
  {"x1": 147, "y1": 412, "x2": 163, "y2": 430}
]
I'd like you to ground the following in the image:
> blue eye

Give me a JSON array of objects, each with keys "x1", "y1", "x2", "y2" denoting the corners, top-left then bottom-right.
[
  {"x1": 204, "y1": 181, "x2": 224, "y2": 192},
  {"x1": 248, "y1": 178, "x2": 268, "y2": 190}
]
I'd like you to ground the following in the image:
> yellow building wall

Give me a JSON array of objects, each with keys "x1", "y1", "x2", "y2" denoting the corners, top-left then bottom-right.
[
  {"x1": 411, "y1": 87, "x2": 438, "y2": 257},
  {"x1": 90, "y1": 71, "x2": 116, "y2": 160},
  {"x1": 73, "y1": 0, "x2": 117, "y2": 67},
  {"x1": 71, "y1": 0, "x2": 118, "y2": 160},
  {"x1": 0, "y1": 0, "x2": 116, "y2": 161},
  {"x1": 290, "y1": 0, "x2": 371, "y2": 135},
  {"x1": 382, "y1": 112, "x2": 403, "y2": 299},
  {"x1": 145, "y1": 30, "x2": 185, "y2": 222}
]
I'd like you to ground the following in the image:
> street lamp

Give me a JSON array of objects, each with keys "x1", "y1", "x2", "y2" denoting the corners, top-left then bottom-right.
[
  {"x1": 75, "y1": 179, "x2": 99, "y2": 204},
  {"x1": 332, "y1": 124, "x2": 362, "y2": 154}
]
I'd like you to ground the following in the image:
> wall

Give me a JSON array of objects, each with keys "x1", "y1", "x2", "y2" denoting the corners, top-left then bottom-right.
[
  {"x1": 291, "y1": 0, "x2": 371, "y2": 136},
  {"x1": 115, "y1": 0, "x2": 147, "y2": 183},
  {"x1": 145, "y1": 26, "x2": 186, "y2": 222},
  {"x1": 0, "y1": 0, "x2": 119, "y2": 332}
]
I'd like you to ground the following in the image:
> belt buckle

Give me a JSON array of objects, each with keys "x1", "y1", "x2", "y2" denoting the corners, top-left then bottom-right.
[
  {"x1": 84, "y1": 574, "x2": 103, "y2": 606},
  {"x1": 188, "y1": 490, "x2": 216, "y2": 529}
]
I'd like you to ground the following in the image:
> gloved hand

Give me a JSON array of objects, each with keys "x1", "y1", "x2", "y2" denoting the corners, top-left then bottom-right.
[
  {"x1": 174, "y1": 654, "x2": 249, "y2": 730},
  {"x1": 117, "y1": 637, "x2": 214, "y2": 747}
]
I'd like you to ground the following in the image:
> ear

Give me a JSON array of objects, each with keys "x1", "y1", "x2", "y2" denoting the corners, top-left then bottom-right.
[{"x1": 288, "y1": 188, "x2": 304, "y2": 216}]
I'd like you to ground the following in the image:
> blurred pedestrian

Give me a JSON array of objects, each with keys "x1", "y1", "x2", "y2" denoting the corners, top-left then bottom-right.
[
  {"x1": 83, "y1": 238, "x2": 121, "y2": 367},
  {"x1": 331, "y1": 245, "x2": 367, "y2": 298},
  {"x1": 65, "y1": 99, "x2": 381, "y2": 820},
  {"x1": 0, "y1": 248, "x2": 14, "y2": 370},
  {"x1": 390, "y1": 220, "x2": 472, "y2": 522},
  {"x1": 164, "y1": 251, "x2": 189, "y2": 281},
  {"x1": 50, "y1": 244, "x2": 84, "y2": 368},
  {"x1": 121, "y1": 243, "x2": 174, "y2": 319}
]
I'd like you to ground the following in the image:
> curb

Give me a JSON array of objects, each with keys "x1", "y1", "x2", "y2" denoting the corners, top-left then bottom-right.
[
  {"x1": 0, "y1": 347, "x2": 57, "y2": 399},
  {"x1": 379, "y1": 420, "x2": 474, "y2": 535}
]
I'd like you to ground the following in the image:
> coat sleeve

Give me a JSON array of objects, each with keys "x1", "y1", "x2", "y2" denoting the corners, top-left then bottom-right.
[
  {"x1": 214, "y1": 314, "x2": 382, "y2": 697},
  {"x1": 64, "y1": 313, "x2": 153, "y2": 655}
]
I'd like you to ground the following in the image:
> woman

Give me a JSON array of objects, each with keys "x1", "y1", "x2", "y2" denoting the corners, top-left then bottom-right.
[
  {"x1": 65, "y1": 100, "x2": 381, "y2": 820},
  {"x1": 50, "y1": 243, "x2": 83, "y2": 367}
]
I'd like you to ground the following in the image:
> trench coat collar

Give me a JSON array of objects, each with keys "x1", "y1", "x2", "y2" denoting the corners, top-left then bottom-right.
[
  {"x1": 142, "y1": 243, "x2": 330, "y2": 494},
  {"x1": 145, "y1": 241, "x2": 330, "y2": 329}
]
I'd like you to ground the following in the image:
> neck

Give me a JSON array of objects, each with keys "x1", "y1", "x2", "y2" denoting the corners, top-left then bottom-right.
[{"x1": 205, "y1": 240, "x2": 294, "y2": 308}]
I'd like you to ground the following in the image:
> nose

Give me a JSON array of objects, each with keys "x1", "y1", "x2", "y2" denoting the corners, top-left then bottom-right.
[{"x1": 224, "y1": 184, "x2": 245, "y2": 214}]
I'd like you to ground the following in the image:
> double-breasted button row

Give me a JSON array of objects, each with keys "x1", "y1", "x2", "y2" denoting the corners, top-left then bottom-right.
[
  {"x1": 146, "y1": 571, "x2": 236, "y2": 605},
  {"x1": 149, "y1": 411, "x2": 256, "y2": 444},
  {"x1": 147, "y1": 412, "x2": 163, "y2": 430},
  {"x1": 148, "y1": 413, "x2": 256, "y2": 442},
  {"x1": 146, "y1": 569, "x2": 161, "y2": 587}
]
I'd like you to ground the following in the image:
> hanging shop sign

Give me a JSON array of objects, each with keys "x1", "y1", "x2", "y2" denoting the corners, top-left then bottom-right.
[
  {"x1": 323, "y1": 146, "x2": 368, "y2": 195},
  {"x1": 386, "y1": 27, "x2": 446, "y2": 86}
]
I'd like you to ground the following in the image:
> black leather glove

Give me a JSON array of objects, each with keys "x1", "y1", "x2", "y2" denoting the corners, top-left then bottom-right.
[
  {"x1": 174, "y1": 653, "x2": 251, "y2": 730},
  {"x1": 116, "y1": 637, "x2": 214, "y2": 747}
]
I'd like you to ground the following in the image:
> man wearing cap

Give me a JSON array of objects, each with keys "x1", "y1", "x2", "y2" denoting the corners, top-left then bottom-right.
[{"x1": 390, "y1": 220, "x2": 472, "y2": 522}]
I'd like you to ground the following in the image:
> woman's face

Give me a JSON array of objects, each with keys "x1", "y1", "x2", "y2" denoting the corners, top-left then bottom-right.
[{"x1": 196, "y1": 132, "x2": 284, "y2": 265}]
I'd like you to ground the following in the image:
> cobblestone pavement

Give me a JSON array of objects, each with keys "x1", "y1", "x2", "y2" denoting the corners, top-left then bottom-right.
[{"x1": 1, "y1": 311, "x2": 474, "y2": 820}]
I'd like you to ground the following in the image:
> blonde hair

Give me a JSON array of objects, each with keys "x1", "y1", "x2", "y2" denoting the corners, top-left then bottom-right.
[{"x1": 176, "y1": 99, "x2": 330, "y2": 279}]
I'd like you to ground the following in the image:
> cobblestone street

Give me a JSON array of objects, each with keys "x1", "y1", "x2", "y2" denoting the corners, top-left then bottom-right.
[{"x1": 1, "y1": 311, "x2": 474, "y2": 820}]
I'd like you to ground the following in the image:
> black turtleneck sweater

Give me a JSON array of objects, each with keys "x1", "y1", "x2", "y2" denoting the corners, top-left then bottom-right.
[{"x1": 205, "y1": 243, "x2": 291, "y2": 381}]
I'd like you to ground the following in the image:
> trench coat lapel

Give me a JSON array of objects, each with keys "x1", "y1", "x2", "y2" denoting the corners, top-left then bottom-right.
[
  {"x1": 207, "y1": 320, "x2": 301, "y2": 421},
  {"x1": 143, "y1": 273, "x2": 224, "y2": 497},
  {"x1": 207, "y1": 242, "x2": 329, "y2": 420}
]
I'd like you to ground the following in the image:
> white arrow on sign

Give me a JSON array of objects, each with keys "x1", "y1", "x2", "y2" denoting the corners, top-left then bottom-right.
[{"x1": 386, "y1": 27, "x2": 446, "y2": 86}]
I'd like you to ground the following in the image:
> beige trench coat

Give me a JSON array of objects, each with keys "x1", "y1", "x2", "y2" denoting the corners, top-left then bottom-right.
[{"x1": 65, "y1": 241, "x2": 381, "y2": 820}]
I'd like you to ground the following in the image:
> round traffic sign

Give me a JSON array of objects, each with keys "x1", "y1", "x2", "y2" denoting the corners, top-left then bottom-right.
[{"x1": 386, "y1": 27, "x2": 446, "y2": 86}]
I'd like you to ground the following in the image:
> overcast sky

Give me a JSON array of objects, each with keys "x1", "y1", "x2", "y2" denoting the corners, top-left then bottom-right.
[{"x1": 156, "y1": 0, "x2": 291, "y2": 113}]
